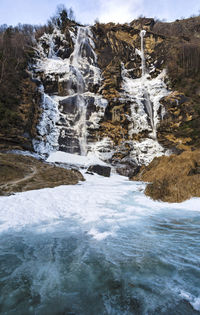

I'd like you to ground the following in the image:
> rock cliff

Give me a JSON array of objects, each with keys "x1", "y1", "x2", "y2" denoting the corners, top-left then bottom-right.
[{"x1": 0, "y1": 15, "x2": 200, "y2": 179}]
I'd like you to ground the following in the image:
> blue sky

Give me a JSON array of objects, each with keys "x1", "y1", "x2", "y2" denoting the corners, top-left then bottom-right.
[{"x1": 0, "y1": 0, "x2": 199, "y2": 26}]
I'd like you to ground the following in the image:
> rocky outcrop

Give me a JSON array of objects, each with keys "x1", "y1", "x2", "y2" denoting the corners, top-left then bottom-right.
[
  {"x1": 0, "y1": 153, "x2": 84, "y2": 196},
  {"x1": 131, "y1": 150, "x2": 200, "y2": 202},
  {"x1": 87, "y1": 164, "x2": 111, "y2": 177},
  {"x1": 1, "y1": 15, "x2": 200, "y2": 183},
  {"x1": 0, "y1": 77, "x2": 40, "y2": 152},
  {"x1": 158, "y1": 91, "x2": 199, "y2": 151},
  {"x1": 91, "y1": 18, "x2": 200, "y2": 157}
]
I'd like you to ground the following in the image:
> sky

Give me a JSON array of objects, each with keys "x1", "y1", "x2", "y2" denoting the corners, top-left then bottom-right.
[{"x1": 0, "y1": 0, "x2": 199, "y2": 26}]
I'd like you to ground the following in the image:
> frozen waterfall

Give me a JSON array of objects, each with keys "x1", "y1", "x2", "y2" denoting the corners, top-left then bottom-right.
[
  {"x1": 32, "y1": 26, "x2": 107, "y2": 156},
  {"x1": 140, "y1": 29, "x2": 146, "y2": 77},
  {"x1": 121, "y1": 29, "x2": 169, "y2": 165}
]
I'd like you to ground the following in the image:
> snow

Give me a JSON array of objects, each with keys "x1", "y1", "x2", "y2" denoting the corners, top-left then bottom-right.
[
  {"x1": 0, "y1": 173, "x2": 199, "y2": 235},
  {"x1": 130, "y1": 138, "x2": 166, "y2": 165},
  {"x1": 46, "y1": 151, "x2": 107, "y2": 167},
  {"x1": 180, "y1": 290, "x2": 200, "y2": 311},
  {"x1": 36, "y1": 57, "x2": 70, "y2": 77}
]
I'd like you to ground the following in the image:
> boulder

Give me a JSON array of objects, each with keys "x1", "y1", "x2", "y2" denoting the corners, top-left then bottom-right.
[
  {"x1": 87, "y1": 164, "x2": 111, "y2": 177},
  {"x1": 116, "y1": 164, "x2": 141, "y2": 178}
]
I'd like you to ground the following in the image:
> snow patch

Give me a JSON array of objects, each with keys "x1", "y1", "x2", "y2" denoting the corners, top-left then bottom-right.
[{"x1": 47, "y1": 151, "x2": 107, "y2": 167}]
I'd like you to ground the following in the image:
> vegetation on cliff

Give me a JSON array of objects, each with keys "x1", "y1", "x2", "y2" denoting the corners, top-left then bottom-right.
[
  {"x1": 0, "y1": 14, "x2": 200, "y2": 153},
  {"x1": 0, "y1": 24, "x2": 39, "y2": 150},
  {"x1": 0, "y1": 6, "x2": 76, "y2": 151},
  {"x1": 92, "y1": 16, "x2": 200, "y2": 152}
]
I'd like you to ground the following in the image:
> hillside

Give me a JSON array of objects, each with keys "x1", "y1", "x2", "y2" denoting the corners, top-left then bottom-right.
[{"x1": 0, "y1": 12, "x2": 200, "y2": 200}]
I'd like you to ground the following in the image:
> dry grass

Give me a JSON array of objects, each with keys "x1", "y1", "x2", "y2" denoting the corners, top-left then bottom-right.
[
  {"x1": 131, "y1": 150, "x2": 200, "y2": 202},
  {"x1": 0, "y1": 153, "x2": 84, "y2": 196}
]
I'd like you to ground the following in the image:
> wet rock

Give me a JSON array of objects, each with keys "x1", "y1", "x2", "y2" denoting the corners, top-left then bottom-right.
[
  {"x1": 58, "y1": 131, "x2": 81, "y2": 154},
  {"x1": 116, "y1": 164, "x2": 141, "y2": 178},
  {"x1": 59, "y1": 96, "x2": 79, "y2": 114},
  {"x1": 87, "y1": 164, "x2": 111, "y2": 177}
]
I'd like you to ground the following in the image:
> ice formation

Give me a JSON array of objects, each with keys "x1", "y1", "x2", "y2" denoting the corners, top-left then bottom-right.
[
  {"x1": 32, "y1": 25, "x2": 170, "y2": 166},
  {"x1": 32, "y1": 26, "x2": 107, "y2": 156},
  {"x1": 121, "y1": 29, "x2": 170, "y2": 165}
]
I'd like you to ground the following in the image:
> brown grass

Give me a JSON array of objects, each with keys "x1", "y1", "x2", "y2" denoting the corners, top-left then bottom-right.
[
  {"x1": 0, "y1": 153, "x2": 84, "y2": 196},
  {"x1": 131, "y1": 150, "x2": 200, "y2": 202}
]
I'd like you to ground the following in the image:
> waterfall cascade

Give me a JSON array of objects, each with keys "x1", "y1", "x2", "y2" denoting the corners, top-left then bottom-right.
[
  {"x1": 32, "y1": 26, "x2": 107, "y2": 156},
  {"x1": 140, "y1": 30, "x2": 155, "y2": 137},
  {"x1": 122, "y1": 29, "x2": 168, "y2": 139},
  {"x1": 121, "y1": 29, "x2": 170, "y2": 165},
  {"x1": 32, "y1": 25, "x2": 170, "y2": 168}
]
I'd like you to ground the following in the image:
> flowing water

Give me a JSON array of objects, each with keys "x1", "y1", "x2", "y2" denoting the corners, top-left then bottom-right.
[{"x1": 0, "y1": 174, "x2": 199, "y2": 315}]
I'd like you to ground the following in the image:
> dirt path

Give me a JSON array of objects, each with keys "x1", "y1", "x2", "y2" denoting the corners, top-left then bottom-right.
[
  {"x1": 1, "y1": 166, "x2": 38, "y2": 190},
  {"x1": 10, "y1": 166, "x2": 38, "y2": 185}
]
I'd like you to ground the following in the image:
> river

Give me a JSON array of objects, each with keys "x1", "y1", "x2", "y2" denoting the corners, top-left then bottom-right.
[{"x1": 0, "y1": 174, "x2": 200, "y2": 314}]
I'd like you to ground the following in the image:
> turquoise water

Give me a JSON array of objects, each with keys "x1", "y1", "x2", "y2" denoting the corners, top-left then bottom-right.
[{"x1": 0, "y1": 183, "x2": 200, "y2": 314}]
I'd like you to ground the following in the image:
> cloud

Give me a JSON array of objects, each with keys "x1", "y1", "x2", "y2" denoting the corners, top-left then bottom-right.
[{"x1": 98, "y1": 0, "x2": 144, "y2": 23}]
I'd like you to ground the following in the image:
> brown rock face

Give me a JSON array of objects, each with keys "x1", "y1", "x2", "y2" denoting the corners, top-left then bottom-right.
[
  {"x1": 131, "y1": 150, "x2": 200, "y2": 202},
  {"x1": 1, "y1": 16, "x2": 200, "y2": 170},
  {"x1": 157, "y1": 91, "x2": 199, "y2": 151},
  {"x1": 91, "y1": 17, "x2": 200, "y2": 159},
  {"x1": 0, "y1": 153, "x2": 84, "y2": 196},
  {"x1": 0, "y1": 77, "x2": 40, "y2": 152}
]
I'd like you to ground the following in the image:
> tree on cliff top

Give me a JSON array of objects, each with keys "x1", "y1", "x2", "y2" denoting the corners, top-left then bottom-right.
[{"x1": 48, "y1": 4, "x2": 76, "y2": 31}]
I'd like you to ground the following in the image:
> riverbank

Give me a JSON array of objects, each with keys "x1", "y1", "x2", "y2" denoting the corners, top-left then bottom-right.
[
  {"x1": 0, "y1": 153, "x2": 84, "y2": 196},
  {"x1": 131, "y1": 149, "x2": 200, "y2": 203}
]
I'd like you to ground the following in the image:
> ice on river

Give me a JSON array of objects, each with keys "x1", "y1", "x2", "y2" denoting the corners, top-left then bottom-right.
[{"x1": 0, "y1": 172, "x2": 199, "y2": 235}]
